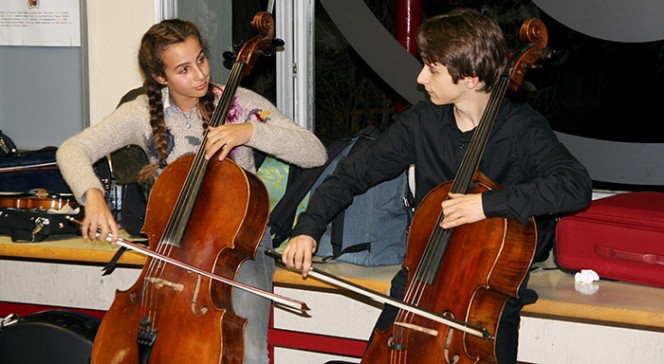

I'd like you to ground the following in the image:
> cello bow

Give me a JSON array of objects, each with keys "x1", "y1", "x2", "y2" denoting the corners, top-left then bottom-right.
[
  {"x1": 266, "y1": 249, "x2": 491, "y2": 339},
  {"x1": 68, "y1": 217, "x2": 309, "y2": 312}
]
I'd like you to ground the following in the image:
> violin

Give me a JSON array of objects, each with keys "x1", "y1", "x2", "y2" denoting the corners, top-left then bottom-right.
[
  {"x1": 0, "y1": 188, "x2": 78, "y2": 210},
  {"x1": 90, "y1": 11, "x2": 293, "y2": 364}
]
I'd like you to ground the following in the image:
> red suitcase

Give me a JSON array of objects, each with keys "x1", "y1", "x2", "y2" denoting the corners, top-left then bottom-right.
[{"x1": 555, "y1": 191, "x2": 664, "y2": 288}]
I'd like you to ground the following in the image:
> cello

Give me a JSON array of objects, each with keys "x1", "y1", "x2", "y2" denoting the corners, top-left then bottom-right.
[
  {"x1": 266, "y1": 16, "x2": 550, "y2": 362},
  {"x1": 90, "y1": 11, "x2": 287, "y2": 364},
  {"x1": 358, "y1": 18, "x2": 550, "y2": 364}
]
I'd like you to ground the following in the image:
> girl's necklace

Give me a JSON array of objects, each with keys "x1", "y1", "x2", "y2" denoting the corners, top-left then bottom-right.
[{"x1": 182, "y1": 108, "x2": 199, "y2": 129}]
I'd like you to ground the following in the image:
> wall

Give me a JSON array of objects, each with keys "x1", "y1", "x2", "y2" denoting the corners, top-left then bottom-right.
[
  {"x1": 0, "y1": 1, "x2": 155, "y2": 150},
  {"x1": 0, "y1": 0, "x2": 89, "y2": 150},
  {"x1": 86, "y1": 1, "x2": 155, "y2": 126},
  {"x1": 0, "y1": 46, "x2": 85, "y2": 150}
]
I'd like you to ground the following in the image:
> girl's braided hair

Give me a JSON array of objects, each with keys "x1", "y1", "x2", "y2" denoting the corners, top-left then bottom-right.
[{"x1": 136, "y1": 19, "x2": 216, "y2": 184}]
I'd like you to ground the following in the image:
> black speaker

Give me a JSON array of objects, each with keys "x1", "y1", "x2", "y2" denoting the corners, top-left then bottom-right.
[{"x1": 0, "y1": 310, "x2": 100, "y2": 364}]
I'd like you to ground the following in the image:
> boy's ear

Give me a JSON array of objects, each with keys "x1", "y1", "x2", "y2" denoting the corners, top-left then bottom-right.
[{"x1": 463, "y1": 76, "x2": 481, "y2": 89}]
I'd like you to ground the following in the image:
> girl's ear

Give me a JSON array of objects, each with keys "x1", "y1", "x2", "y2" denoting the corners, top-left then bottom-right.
[{"x1": 153, "y1": 74, "x2": 167, "y2": 86}]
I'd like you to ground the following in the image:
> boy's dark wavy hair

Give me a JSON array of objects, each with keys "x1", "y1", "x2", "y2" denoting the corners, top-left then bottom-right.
[{"x1": 417, "y1": 8, "x2": 508, "y2": 92}]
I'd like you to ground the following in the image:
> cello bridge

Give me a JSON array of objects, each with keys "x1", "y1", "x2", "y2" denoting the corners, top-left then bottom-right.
[{"x1": 145, "y1": 277, "x2": 184, "y2": 292}]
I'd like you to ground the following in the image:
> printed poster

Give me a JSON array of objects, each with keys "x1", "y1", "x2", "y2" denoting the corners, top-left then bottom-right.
[{"x1": 0, "y1": 0, "x2": 81, "y2": 46}]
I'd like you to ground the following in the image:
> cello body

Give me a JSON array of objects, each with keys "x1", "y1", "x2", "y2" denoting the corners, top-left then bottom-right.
[
  {"x1": 91, "y1": 156, "x2": 268, "y2": 364},
  {"x1": 362, "y1": 172, "x2": 535, "y2": 364}
]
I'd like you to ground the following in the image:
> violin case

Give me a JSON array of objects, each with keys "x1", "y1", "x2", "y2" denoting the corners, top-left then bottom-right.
[
  {"x1": 0, "y1": 146, "x2": 84, "y2": 242},
  {"x1": 0, "y1": 147, "x2": 74, "y2": 194},
  {"x1": 555, "y1": 191, "x2": 664, "y2": 288},
  {"x1": 0, "y1": 142, "x2": 114, "y2": 242},
  {"x1": 0, "y1": 206, "x2": 84, "y2": 242}
]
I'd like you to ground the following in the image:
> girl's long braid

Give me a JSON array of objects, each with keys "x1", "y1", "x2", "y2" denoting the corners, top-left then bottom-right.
[
  {"x1": 136, "y1": 79, "x2": 168, "y2": 185},
  {"x1": 199, "y1": 85, "x2": 215, "y2": 127}
]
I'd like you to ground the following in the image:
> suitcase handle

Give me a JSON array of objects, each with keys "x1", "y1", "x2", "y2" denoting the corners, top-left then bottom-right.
[{"x1": 594, "y1": 245, "x2": 664, "y2": 265}]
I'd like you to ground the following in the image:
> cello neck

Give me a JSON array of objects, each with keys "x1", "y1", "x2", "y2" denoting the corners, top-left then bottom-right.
[
  {"x1": 449, "y1": 74, "x2": 510, "y2": 196},
  {"x1": 160, "y1": 12, "x2": 278, "y2": 247},
  {"x1": 159, "y1": 61, "x2": 247, "y2": 248},
  {"x1": 207, "y1": 62, "x2": 245, "y2": 129},
  {"x1": 450, "y1": 18, "x2": 549, "y2": 196}
]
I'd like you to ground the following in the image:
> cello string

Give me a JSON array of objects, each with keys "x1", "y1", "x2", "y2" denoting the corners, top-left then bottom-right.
[
  {"x1": 395, "y1": 195, "x2": 449, "y2": 342},
  {"x1": 139, "y1": 60, "x2": 248, "y2": 327},
  {"x1": 154, "y1": 60, "x2": 245, "y2": 262},
  {"x1": 143, "y1": 139, "x2": 207, "y2": 322},
  {"x1": 394, "y1": 79, "x2": 508, "y2": 346},
  {"x1": 392, "y1": 226, "x2": 443, "y2": 348},
  {"x1": 391, "y1": 74, "x2": 510, "y2": 351},
  {"x1": 161, "y1": 60, "x2": 246, "y2": 249},
  {"x1": 416, "y1": 76, "x2": 509, "y2": 286},
  {"x1": 392, "y1": 349, "x2": 403, "y2": 364}
]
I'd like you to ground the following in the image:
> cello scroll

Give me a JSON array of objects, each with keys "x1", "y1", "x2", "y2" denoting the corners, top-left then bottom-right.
[
  {"x1": 508, "y1": 18, "x2": 552, "y2": 92},
  {"x1": 227, "y1": 12, "x2": 284, "y2": 77}
]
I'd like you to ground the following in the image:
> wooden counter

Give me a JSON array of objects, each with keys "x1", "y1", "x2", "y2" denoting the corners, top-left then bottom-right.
[
  {"x1": 273, "y1": 261, "x2": 664, "y2": 332},
  {"x1": 525, "y1": 268, "x2": 664, "y2": 331},
  {"x1": 0, "y1": 233, "x2": 145, "y2": 266},
  {"x1": 0, "y1": 233, "x2": 145, "y2": 314},
  {"x1": 271, "y1": 262, "x2": 664, "y2": 363},
  {"x1": 3, "y1": 233, "x2": 663, "y2": 332},
  {"x1": 273, "y1": 261, "x2": 396, "y2": 294},
  {"x1": 3, "y1": 234, "x2": 663, "y2": 363}
]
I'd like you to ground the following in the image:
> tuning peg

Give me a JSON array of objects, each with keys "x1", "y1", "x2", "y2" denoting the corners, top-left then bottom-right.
[
  {"x1": 273, "y1": 38, "x2": 285, "y2": 48},
  {"x1": 540, "y1": 47, "x2": 555, "y2": 60},
  {"x1": 223, "y1": 51, "x2": 237, "y2": 61},
  {"x1": 265, "y1": 38, "x2": 285, "y2": 55}
]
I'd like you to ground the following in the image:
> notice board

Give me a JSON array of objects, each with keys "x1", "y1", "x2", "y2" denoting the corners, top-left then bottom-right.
[{"x1": 0, "y1": 0, "x2": 86, "y2": 150}]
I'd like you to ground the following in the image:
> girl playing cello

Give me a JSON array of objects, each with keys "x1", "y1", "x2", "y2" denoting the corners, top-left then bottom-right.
[{"x1": 57, "y1": 18, "x2": 326, "y2": 363}]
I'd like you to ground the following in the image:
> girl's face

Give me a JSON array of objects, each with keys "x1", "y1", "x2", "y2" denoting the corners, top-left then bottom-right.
[
  {"x1": 416, "y1": 61, "x2": 464, "y2": 106},
  {"x1": 155, "y1": 35, "x2": 210, "y2": 111}
]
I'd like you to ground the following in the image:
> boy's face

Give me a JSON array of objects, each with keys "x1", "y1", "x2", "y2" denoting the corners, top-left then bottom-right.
[{"x1": 416, "y1": 62, "x2": 464, "y2": 105}]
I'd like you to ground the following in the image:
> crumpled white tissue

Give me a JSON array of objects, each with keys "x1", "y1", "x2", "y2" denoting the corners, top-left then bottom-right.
[
  {"x1": 575, "y1": 269, "x2": 600, "y2": 284},
  {"x1": 574, "y1": 269, "x2": 600, "y2": 295}
]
